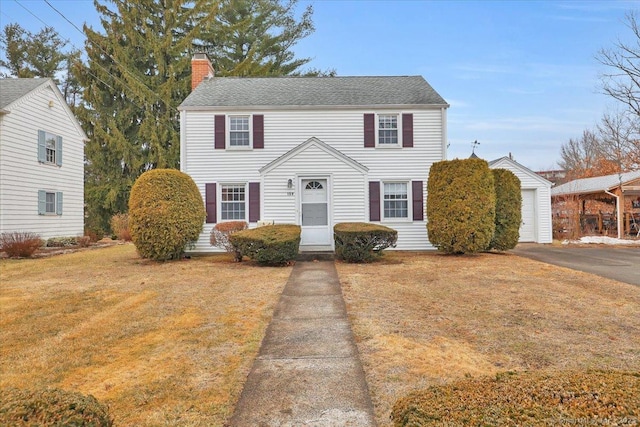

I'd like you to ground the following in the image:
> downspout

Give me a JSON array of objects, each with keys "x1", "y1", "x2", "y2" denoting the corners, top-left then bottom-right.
[{"x1": 604, "y1": 189, "x2": 622, "y2": 239}]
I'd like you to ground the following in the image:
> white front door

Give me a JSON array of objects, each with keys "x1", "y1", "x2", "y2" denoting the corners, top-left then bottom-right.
[{"x1": 300, "y1": 179, "x2": 331, "y2": 246}]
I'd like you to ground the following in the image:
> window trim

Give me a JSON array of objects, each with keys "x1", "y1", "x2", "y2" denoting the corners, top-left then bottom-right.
[
  {"x1": 376, "y1": 113, "x2": 403, "y2": 148},
  {"x1": 219, "y1": 183, "x2": 248, "y2": 221},
  {"x1": 38, "y1": 130, "x2": 62, "y2": 166},
  {"x1": 226, "y1": 115, "x2": 253, "y2": 150},
  {"x1": 381, "y1": 181, "x2": 410, "y2": 222}
]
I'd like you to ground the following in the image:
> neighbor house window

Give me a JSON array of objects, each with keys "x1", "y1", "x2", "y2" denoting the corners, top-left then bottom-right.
[
  {"x1": 38, "y1": 130, "x2": 62, "y2": 165},
  {"x1": 221, "y1": 184, "x2": 246, "y2": 220},
  {"x1": 383, "y1": 182, "x2": 408, "y2": 219},
  {"x1": 378, "y1": 114, "x2": 398, "y2": 145},
  {"x1": 229, "y1": 116, "x2": 250, "y2": 147},
  {"x1": 38, "y1": 190, "x2": 63, "y2": 215}
]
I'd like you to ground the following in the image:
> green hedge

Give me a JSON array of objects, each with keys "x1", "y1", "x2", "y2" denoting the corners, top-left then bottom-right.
[
  {"x1": 391, "y1": 370, "x2": 640, "y2": 426},
  {"x1": 229, "y1": 224, "x2": 301, "y2": 265},
  {"x1": 427, "y1": 158, "x2": 495, "y2": 254},
  {"x1": 0, "y1": 387, "x2": 113, "y2": 426},
  {"x1": 334, "y1": 222, "x2": 397, "y2": 263},
  {"x1": 489, "y1": 169, "x2": 522, "y2": 251},
  {"x1": 129, "y1": 169, "x2": 205, "y2": 261}
]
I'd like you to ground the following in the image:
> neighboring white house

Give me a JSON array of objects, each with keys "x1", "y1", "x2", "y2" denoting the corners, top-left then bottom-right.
[
  {"x1": 0, "y1": 78, "x2": 87, "y2": 240},
  {"x1": 489, "y1": 156, "x2": 553, "y2": 243},
  {"x1": 179, "y1": 54, "x2": 449, "y2": 252}
]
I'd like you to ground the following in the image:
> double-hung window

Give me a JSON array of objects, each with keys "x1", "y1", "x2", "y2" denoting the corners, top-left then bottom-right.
[
  {"x1": 38, "y1": 190, "x2": 63, "y2": 215},
  {"x1": 383, "y1": 182, "x2": 408, "y2": 219},
  {"x1": 38, "y1": 130, "x2": 62, "y2": 165},
  {"x1": 378, "y1": 114, "x2": 399, "y2": 145},
  {"x1": 221, "y1": 184, "x2": 246, "y2": 220},
  {"x1": 229, "y1": 116, "x2": 250, "y2": 147}
]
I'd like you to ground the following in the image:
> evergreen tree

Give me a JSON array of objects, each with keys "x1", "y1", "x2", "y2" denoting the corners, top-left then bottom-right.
[
  {"x1": 79, "y1": 0, "x2": 321, "y2": 233},
  {"x1": 196, "y1": 0, "x2": 317, "y2": 76},
  {"x1": 0, "y1": 23, "x2": 81, "y2": 97},
  {"x1": 77, "y1": 0, "x2": 209, "y2": 233}
]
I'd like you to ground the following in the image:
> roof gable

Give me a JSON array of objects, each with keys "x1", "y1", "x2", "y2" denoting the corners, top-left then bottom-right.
[
  {"x1": 180, "y1": 76, "x2": 448, "y2": 109},
  {"x1": 489, "y1": 156, "x2": 552, "y2": 187},
  {"x1": 259, "y1": 137, "x2": 368, "y2": 175},
  {"x1": 0, "y1": 78, "x2": 88, "y2": 140}
]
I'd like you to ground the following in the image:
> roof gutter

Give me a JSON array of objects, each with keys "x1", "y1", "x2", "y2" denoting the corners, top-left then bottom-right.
[{"x1": 604, "y1": 189, "x2": 622, "y2": 239}]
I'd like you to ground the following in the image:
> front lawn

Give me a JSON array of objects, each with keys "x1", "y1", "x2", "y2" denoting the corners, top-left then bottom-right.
[
  {"x1": 0, "y1": 244, "x2": 290, "y2": 426},
  {"x1": 337, "y1": 251, "x2": 640, "y2": 426}
]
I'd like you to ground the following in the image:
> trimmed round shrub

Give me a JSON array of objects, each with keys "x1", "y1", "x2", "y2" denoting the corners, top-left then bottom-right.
[
  {"x1": 427, "y1": 158, "x2": 496, "y2": 254},
  {"x1": 0, "y1": 387, "x2": 113, "y2": 426},
  {"x1": 334, "y1": 222, "x2": 397, "y2": 263},
  {"x1": 488, "y1": 169, "x2": 522, "y2": 251},
  {"x1": 391, "y1": 370, "x2": 640, "y2": 426},
  {"x1": 229, "y1": 224, "x2": 300, "y2": 265},
  {"x1": 129, "y1": 169, "x2": 205, "y2": 261}
]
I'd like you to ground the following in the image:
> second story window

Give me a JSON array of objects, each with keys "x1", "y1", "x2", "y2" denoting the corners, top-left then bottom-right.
[
  {"x1": 229, "y1": 116, "x2": 250, "y2": 147},
  {"x1": 38, "y1": 130, "x2": 62, "y2": 166},
  {"x1": 45, "y1": 133, "x2": 57, "y2": 163},
  {"x1": 378, "y1": 114, "x2": 398, "y2": 145}
]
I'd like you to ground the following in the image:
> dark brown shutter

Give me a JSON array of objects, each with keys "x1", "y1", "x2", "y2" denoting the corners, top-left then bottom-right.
[
  {"x1": 253, "y1": 115, "x2": 264, "y2": 149},
  {"x1": 205, "y1": 183, "x2": 217, "y2": 223},
  {"x1": 402, "y1": 113, "x2": 414, "y2": 148},
  {"x1": 249, "y1": 182, "x2": 260, "y2": 222},
  {"x1": 214, "y1": 115, "x2": 225, "y2": 149},
  {"x1": 412, "y1": 180, "x2": 423, "y2": 221},
  {"x1": 364, "y1": 114, "x2": 375, "y2": 148},
  {"x1": 369, "y1": 181, "x2": 380, "y2": 221}
]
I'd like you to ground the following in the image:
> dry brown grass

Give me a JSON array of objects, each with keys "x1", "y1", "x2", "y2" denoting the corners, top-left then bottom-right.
[
  {"x1": 337, "y1": 251, "x2": 640, "y2": 426},
  {"x1": 0, "y1": 244, "x2": 290, "y2": 426}
]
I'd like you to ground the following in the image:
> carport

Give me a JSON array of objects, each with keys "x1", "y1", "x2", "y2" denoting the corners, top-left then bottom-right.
[{"x1": 551, "y1": 170, "x2": 640, "y2": 239}]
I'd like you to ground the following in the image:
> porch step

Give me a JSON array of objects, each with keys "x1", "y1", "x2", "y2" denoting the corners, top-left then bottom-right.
[{"x1": 296, "y1": 251, "x2": 335, "y2": 261}]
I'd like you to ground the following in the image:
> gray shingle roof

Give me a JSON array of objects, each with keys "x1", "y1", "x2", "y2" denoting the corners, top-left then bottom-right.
[
  {"x1": 180, "y1": 76, "x2": 448, "y2": 108},
  {"x1": 551, "y1": 170, "x2": 640, "y2": 196},
  {"x1": 0, "y1": 78, "x2": 50, "y2": 109}
]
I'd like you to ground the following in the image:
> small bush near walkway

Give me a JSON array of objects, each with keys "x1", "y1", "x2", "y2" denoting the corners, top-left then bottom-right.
[
  {"x1": 230, "y1": 224, "x2": 300, "y2": 265},
  {"x1": 334, "y1": 222, "x2": 397, "y2": 263},
  {"x1": 0, "y1": 387, "x2": 113, "y2": 426},
  {"x1": 391, "y1": 370, "x2": 640, "y2": 426},
  {"x1": 488, "y1": 168, "x2": 522, "y2": 251},
  {"x1": 210, "y1": 221, "x2": 248, "y2": 261},
  {"x1": 0, "y1": 232, "x2": 42, "y2": 258}
]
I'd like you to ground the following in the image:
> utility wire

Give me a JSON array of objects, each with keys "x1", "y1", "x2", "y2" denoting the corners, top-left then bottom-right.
[{"x1": 43, "y1": 0, "x2": 177, "y2": 112}]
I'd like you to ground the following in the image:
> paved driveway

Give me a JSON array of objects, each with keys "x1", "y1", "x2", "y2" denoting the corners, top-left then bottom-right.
[{"x1": 512, "y1": 244, "x2": 640, "y2": 287}]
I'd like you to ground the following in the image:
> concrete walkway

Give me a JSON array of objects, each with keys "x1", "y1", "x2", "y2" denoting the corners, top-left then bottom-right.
[{"x1": 229, "y1": 261, "x2": 376, "y2": 427}]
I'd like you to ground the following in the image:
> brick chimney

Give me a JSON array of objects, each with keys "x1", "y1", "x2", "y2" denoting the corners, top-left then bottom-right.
[{"x1": 191, "y1": 53, "x2": 215, "y2": 91}]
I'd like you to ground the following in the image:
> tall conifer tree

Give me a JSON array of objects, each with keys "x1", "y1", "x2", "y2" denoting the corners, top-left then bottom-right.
[
  {"x1": 79, "y1": 0, "x2": 320, "y2": 232},
  {"x1": 78, "y1": 0, "x2": 210, "y2": 232}
]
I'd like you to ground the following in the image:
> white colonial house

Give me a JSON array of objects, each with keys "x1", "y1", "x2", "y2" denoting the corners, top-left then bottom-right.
[
  {"x1": 179, "y1": 54, "x2": 449, "y2": 252},
  {"x1": 0, "y1": 78, "x2": 87, "y2": 240},
  {"x1": 488, "y1": 156, "x2": 552, "y2": 243}
]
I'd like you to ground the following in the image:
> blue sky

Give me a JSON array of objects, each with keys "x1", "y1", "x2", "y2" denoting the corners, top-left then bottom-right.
[{"x1": 1, "y1": 0, "x2": 637, "y2": 170}]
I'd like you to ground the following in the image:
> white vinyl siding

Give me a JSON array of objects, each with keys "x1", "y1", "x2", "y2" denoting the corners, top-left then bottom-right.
[
  {"x1": 0, "y1": 82, "x2": 85, "y2": 239},
  {"x1": 181, "y1": 107, "x2": 446, "y2": 251}
]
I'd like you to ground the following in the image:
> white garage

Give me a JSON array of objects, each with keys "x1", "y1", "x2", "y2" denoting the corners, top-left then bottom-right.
[{"x1": 489, "y1": 156, "x2": 552, "y2": 243}]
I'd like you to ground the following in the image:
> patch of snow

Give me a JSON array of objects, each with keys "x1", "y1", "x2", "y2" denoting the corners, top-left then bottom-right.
[{"x1": 562, "y1": 236, "x2": 640, "y2": 245}]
